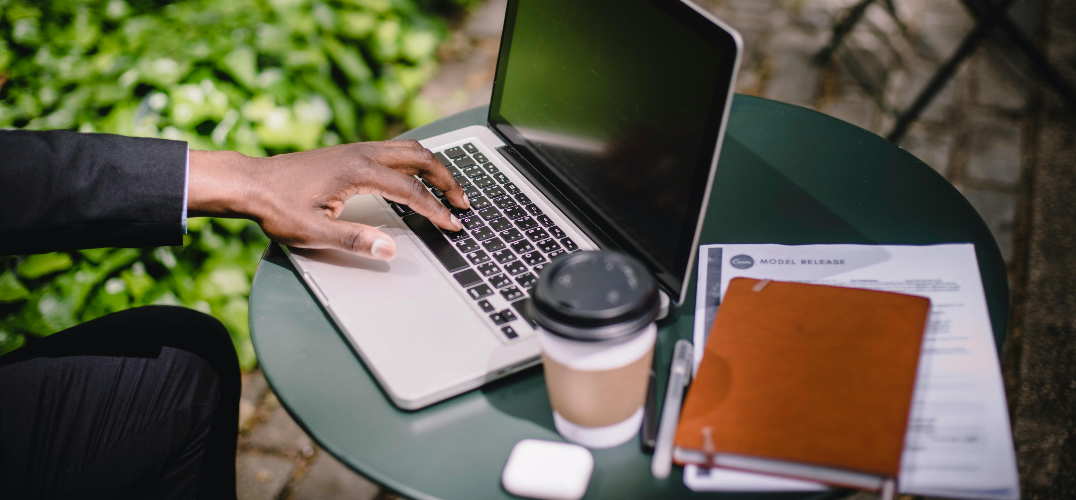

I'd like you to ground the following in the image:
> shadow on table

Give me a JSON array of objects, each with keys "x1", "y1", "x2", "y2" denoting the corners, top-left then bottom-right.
[{"x1": 482, "y1": 365, "x2": 557, "y2": 434}]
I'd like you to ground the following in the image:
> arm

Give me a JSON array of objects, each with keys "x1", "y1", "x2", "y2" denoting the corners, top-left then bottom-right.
[
  {"x1": 0, "y1": 130, "x2": 187, "y2": 255},
  {"x1": 0, "y1": 130, "x2": 466, "y2": 259},
  {"x1": 188, "y1": 140, "x2": 468, "y2": 260}
]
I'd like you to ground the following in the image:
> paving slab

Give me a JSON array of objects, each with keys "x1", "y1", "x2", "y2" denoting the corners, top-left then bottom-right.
[
  {"x1": 247, "y1": 405, "x2": 315, "y2": 458},
  {"x1": 967, "y1": 117, "x2": 1024, "y2": 185},
  {"x1": 237, "y1": 453, "x2": 295, "y2": 500},
  {"x1": 292, "y1": 452, "x2": 381, "y2": 500}
]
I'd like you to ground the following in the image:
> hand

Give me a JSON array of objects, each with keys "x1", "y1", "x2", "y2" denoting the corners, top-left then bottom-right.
[{"x1": 188, "y1": 140, "x2": 470, "y2": 261}]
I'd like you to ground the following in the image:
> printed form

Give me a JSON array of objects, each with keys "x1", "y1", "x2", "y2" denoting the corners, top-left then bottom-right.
[{"x1": 686, "y1": 244, "x2": 1019, "y2": 500}]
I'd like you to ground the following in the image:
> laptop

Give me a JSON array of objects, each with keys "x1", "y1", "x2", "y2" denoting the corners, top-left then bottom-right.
[{"x1": 283, "y1": 0, "x2": 742, "y2": 410}]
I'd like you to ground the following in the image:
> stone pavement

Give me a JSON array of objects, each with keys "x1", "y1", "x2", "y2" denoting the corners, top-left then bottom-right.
[{"x1": 236, "y1": 0, "x2": 1076, "y2": 498}]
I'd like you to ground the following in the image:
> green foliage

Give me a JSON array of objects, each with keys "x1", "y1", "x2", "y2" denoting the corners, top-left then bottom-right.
[{"x1": 0, "y1": 0, "x2": 473, "y2": 367}]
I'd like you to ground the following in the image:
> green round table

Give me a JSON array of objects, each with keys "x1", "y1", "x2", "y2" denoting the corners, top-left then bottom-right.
[{"x1": 249, "y1": 95, "x2": 1008, "y2": 500}]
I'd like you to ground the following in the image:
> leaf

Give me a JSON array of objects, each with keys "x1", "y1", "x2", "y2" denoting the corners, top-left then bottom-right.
[
  {"x1": 323, "y1": 37, "x2": 372, "y2": 83},
  {"x1": 17, "y1": 252, "x2": 73, "y2": 279},
  {"x1": 0, "y1": 323, "x2": 25, "y2": 356},
  {"x1": 78, "y1": 248, "x2": 112, "y2": 264},
  {"x1": 121, "y1": 262, "x2": 155, "y2": 302},
  {"x1": 0, "y1": 270, "x2": 30, "y2": 303}
]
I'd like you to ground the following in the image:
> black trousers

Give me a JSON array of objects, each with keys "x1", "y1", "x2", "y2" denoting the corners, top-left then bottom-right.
[{"x1": 0, "y1": 306, "x2": 240, "y2": 500}]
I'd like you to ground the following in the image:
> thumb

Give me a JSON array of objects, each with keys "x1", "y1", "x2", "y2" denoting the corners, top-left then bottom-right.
[{"x1": 313, "y1": 219, "x2": 398, "y2": 260}]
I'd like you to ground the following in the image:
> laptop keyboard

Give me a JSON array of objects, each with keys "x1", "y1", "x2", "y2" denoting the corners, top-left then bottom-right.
[{"x1": 386, "y1": 142, "x2": 580, "y2": 340}]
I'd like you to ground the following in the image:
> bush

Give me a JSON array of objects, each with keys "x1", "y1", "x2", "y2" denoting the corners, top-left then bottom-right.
[{"x1": 0, "y1": 0, "x2": 473, "y2": 369}]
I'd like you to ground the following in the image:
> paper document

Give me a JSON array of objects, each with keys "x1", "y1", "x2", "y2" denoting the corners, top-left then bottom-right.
[{"x1": 687, "y1": 244, "x2": 1019, "y2": 500}]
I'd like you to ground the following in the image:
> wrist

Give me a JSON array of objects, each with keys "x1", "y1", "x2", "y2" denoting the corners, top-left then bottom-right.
[{"x1": 188, "y1": 150, "x2": 259, "y2": 219}]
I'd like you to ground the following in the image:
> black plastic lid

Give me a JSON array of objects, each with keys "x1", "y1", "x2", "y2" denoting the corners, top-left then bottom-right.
[{"x1": 529, "y1": 251, "x2": 659, "y2": 341}]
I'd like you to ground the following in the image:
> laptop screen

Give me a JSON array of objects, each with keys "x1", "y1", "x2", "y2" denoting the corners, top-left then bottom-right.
[{"x1": 489, "y1": 0, "x2": 737, "y2": 301}]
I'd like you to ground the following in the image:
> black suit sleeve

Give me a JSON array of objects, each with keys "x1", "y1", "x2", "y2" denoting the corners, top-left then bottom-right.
[{"x1": 0, "y1": 130, "x2": 188, "y2": 255}]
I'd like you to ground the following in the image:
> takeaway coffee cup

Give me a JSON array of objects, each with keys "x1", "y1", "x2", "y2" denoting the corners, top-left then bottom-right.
[{"x1": 529, "y1": 251, "x2": 660, "y2": 449}]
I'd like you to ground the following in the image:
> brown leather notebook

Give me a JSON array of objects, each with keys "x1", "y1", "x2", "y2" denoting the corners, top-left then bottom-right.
[{"x1": 673, "y1": 278, "x2": 930, "y2": 490}]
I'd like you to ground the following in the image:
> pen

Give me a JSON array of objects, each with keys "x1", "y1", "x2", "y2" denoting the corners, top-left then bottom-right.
[{"x1": 651, "y1": 339, "x2": 693, "y2": 479}]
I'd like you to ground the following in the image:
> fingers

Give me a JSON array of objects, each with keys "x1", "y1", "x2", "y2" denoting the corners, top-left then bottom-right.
[
  {"x1": 366, "y1": 163, "x2": 464, "y2": 232},
  {"x1": 368, "y1": 144, "x2": 470, "y2": 210},
  {"x1": 312, "y1": 219, "x2": 399, "y2": 260}
]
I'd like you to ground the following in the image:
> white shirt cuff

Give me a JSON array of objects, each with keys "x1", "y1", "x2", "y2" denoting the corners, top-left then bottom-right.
[{"x1": 182, "y1": 146, "x2": 189, "y2": 234}]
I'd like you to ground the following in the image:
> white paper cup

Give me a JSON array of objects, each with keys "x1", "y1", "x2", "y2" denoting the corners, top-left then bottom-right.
[{"x1": 538, "y1": 323, "x2": 656, "y2": 449}]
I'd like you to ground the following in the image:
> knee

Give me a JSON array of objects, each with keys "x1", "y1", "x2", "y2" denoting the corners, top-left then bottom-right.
[{"x1": 131, "y1": 306, "x2": 241, "y2": 399}]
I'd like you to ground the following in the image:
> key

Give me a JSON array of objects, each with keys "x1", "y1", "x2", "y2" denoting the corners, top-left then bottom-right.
[
  {"x1": 504, "y1": 261, "x2": 527, "y2": 275},
  {"x1": 453, "y1": 269, "x2": 482, "y2": 288},
  {"x1": 469, "y1": 196, "x2": 491, "y2": 209},
  {"x1": 478, "y1": 206, "x2": 502, "y2": 220},
  {"x1": 455, "y1": 156, "x2": 476, "y2": 168},
  {"x1": 547, "y1": 249, "x2": 565, "y2": 259},
  {"x1": 450, "y1": 206, "x2": 473, "y2": 219},
  {"x1": 444, "y1": 146, "x2": 466, "y2": 158},
  {"x1": 489, "y1": 312, "x2": 508, "y2": 325},
  {"x1": 446, "y1": 165, "x2": 462, "y2": 177},
  {"x1": 431, "y1": 187, "x2": 445, "y2": 198},
  {"x1": 466, "y1": 250, "x2": 490, "y2": 265},
  {"x1": 561, "y1": 238, "x2": 578, "y2": 251},
  {"x1": 463, "y1": 143, "x2": 479, "y2": 154},
  {"x1": 455, "y1": 238, "x2": 479, "y2": 253},
  {"x1": 500, "y1": 287, "x2": 525, "y2": 302},
  {"x1": 514, "y1": 193, "x2": 531, "y2": 204},
  {"x1": 478, "y1": 299, "x2": 495, "y2": 313},
  {"x1": 525, "y1": 204, "x2": 543, "y2": 216},
  {"x1": 500, "y1": 228, "x2": 523, "y2": 242},
  {"x1": 503, "y1": 182, "x2": 521, "y2": 194},
  {"x1": 483, "y1": 237, "x2": 506, "y2": 252},
  {"x1": 511, "y1": 240, "x2": 534, "y2": 254},
  {"x1": 531, "y1": 263, "x2": 546, "y2": 273},
  {"x1": 391, "y1": 203, "x2": 414, "y2": 217},
  {"x1": 467, "y1": 284, "x2": 492, "y2": 299},
  {"x1": 549, "y1": 226, "x2": 566, "y2": 239},
  {"x1": 489, "y1": 217, "x2": 513, "y2": 232},
  {"x1": 511, "y1": 298, "x2": 537, "y2": 327},
  {"x1": 483, "y1": 163, "x2": 499, "y2": 174},
  {"x1": 500, "y1": 309, "x2": 518, "y2": 322},
  {"x1": 483, "y1": 185, "x2": 507, "y2": 199},
  {"x1": 471, "y1": 226, "x2": 495, "y2": 241},
  {"x1": 493, "y1": 173, "x2": 511, "y2": 184},
  {"x1": 522, "y1": 252, "x2": 546, "y2": 266},
  {"x1": 537, "y1": 215, "x2": 555, "y2": 227},
  {"x1": 537, "y1": 239, "x2": 561, "y2": 253},
  {"x1": 445, "y1": 229, "x2": 469, "y2": 242},
  {"x1": 402, "y1": 214, "x2": 468, "y2": 272},
  {"x1": 474, "y1": 176, "x2": 497, "y2": 189},
  {"x1": 501, "y1": 325, "x2": 519, "y2": 339},
  {"x1": 489, "y1": 274, "x2": 512, "y2": 289},
  {"x1": 463, "y1": 165, "x2": 484, "y2": 178},
  {"x1": 473, "y1": 152, "x2": 488, "y2": 163},
  {"x1": 492, "y1": 249, "x2": 516, "y2": 264},
  {"x1": 504, "y1": 207, "x2": 527, "y2": 220},
  {"x1": 461, "y1": 217, "x2": 485, "y2": 230},
  {"x1": 524, "y1": 228, "x2": 549, "y2": 241},
  {"x1": 477, "y1": 262, "x2": 500, "y2": 277},
  {"x1": 434, "y1": 152, "x2": 452, "y2": 166},
  {"x1": 516, "y1": 273, "x2": 537, "y2": 289},
  {"x1": 514, "y1": 217, "x2": 538, "y2": 230},
  {"x1": 493, "y1": 197, "x2": 517, "y2": 210},
  {"x1": 464, "y1": 185, "x2": 482, "y2": 199}
]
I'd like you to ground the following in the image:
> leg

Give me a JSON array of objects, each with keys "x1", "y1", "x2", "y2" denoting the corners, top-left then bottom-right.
[{"x1": 0, "y1": 306, "x2": 240, "y2": 500}]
